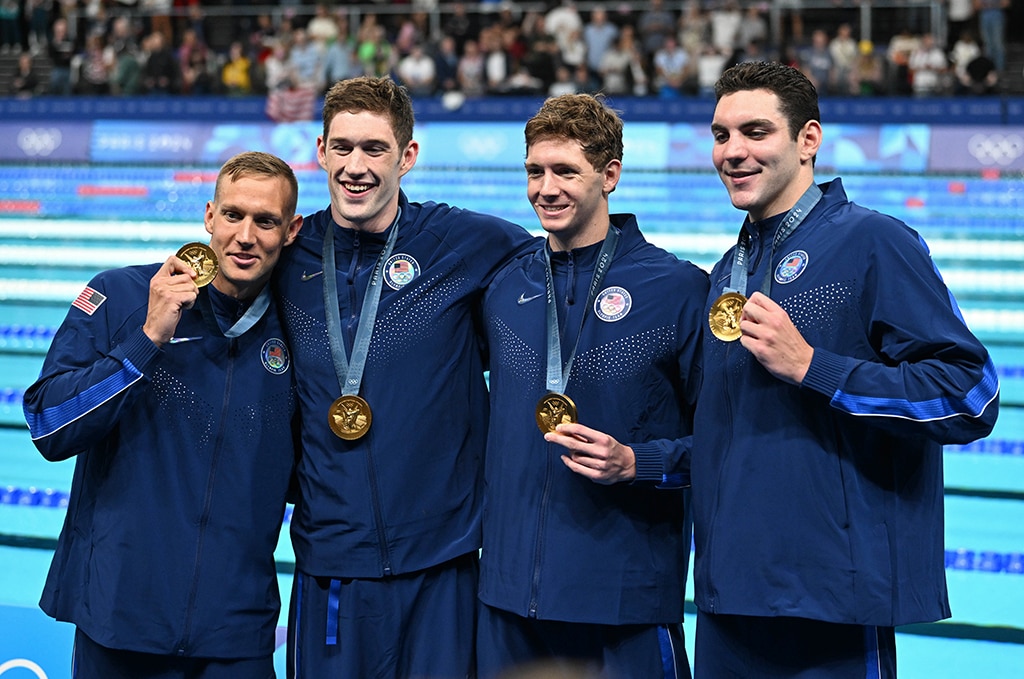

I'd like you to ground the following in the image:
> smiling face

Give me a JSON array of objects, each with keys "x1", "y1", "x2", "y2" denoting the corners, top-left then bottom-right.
[
  {"x1": 711, "y1": 88, "x2": 821, "y2": 222},
  {"x1": 317, "y1": 110, "x2": 419, "y2": 233},
  {"x1": 204, "y1": 174, "x2": 302, "y2": 302},
  {"x1": 525, "y1": 137, "x2": 621, "y2": 252}
]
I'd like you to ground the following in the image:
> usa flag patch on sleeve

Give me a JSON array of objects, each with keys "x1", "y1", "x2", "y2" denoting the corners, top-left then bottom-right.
[{"x1": 72, "y1": 286, "x2": 107, "y2": 315}]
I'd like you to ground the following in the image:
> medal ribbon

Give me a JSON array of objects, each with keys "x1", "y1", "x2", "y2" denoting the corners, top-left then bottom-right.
[
  {"x1": 194, "y1": 284, "x2": 272, "y2": 339},
  {"x1": 542, "y1": 225, "x2": 621, "y2": 395},
  {"x1": 724, "y1": 183, "x2": 822, "y2": 297},
  {"x1": 224, "y1": 286, "x2": 271, "y2": 338},
  {"x1": 322, "y1": 211, "x2": 401, "y2": 397}
]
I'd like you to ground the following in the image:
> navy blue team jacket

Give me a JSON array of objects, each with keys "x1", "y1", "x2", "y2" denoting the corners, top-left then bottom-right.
[
  {"x1": 691, "y1": 178, "x2": 999, "y2": 626},
  {"x1": 274, "y1": 190, "x2": 535, "y2": 579},
  {"x1": 479, "y1": 213, "x2": 709, "y2": 624},
  {"x1": 23, "y1": 264, "x2": 297, "y2": 658}
]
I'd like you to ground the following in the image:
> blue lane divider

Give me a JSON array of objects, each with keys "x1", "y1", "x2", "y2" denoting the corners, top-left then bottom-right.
[
  {"x1": 0, "y1": 485, "x2": 295, "y2": 524},
  {"x1": 0, "y1": 485, "x2": 67, "y2": 508},
  {"x1": 946, "y1": 549, "x2": 1024, "y2": 574},
  {"x1": 1, "y1": 387, "x2": 24, "y2": 405},
  {"x1": 0, "y1": 325, "x2": 57, "y2": 346},
  {"x1": 946, "y1": 440, "x2": 1024, "y2": 455}
]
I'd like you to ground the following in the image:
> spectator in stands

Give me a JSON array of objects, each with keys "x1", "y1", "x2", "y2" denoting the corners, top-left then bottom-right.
[
  {"x1": 221, "y1": 40, "x2": 252, "y2": 95},
  {"x1": 181, "y1": 46, "x2": 214, "y2": 95},
  {"x1": 961, "y1": 53, "x2": 999, "y2": 94},
  {"x1": 0, "y1": 0, "x2": 20, "y2": 54},
  {"x1": 774, "y1": 0, "x2": 805, "y2": 45},
  {"x1": 28, "y1": 0, "x2": 50, "y2": 54},
  {"x1": 709, "y1": 0, "x2": 743, "y2": 57},
  {"x1": 74, "y1": 33, "x2": 111, "y2": 95},
  {"x1": 47, "y1": 17, "x2": 75, "y2": 95},
  {"x1": 396, "y1": 42, "x2": 437, "y2": 97},
  {"x1": 950, "y1": 29, "x2": 983, "y2": 86},
  {"x1": 140, "y1": 0, "x2": 172, "y2": 45},
  {"x1": 696, "y1": 44, "x2": 728, "y2": 97},
  {"x1": 322, "y1": 21, "x2": 357, "y2": 91},
  {"x1": 801, "y1": 29, "x2": 835, "y2": 96},
  {"x1": 547, "y1": 64, "x2": 576, "y2": 96},
  {"x1": 520, "y1": 13, "x2": 559, "y2": 91},
  {"x1": 908, "y1": 33, "x2": 948, "y2": 96},
  {"x1": 886, "y1": 28, "x2": 919, "y2": 95},
  {"x1": 599, "y1": 25, "x2": 647, "y2": 96},
  {"x1": 829, "y1": 23, "x2": 858, "y2": 95},
  {"x1": 545, "y1": 0, "x2": 583, "y2": 53},
  {"x1": 394, "y1": 12, "x2": 428, "y2": 59},
  {"x1": 457, "y1": 37, "x2": 486, "y2": 97},
  {"x1": 141, "y1": 30, "x2": 179, "y2": 95},
  {"x1": 678, "y1": 1, "x2": 710, "y2": 55},
  {"x1": 443, "y1": 1, "x2": 478, "y2": 54},
  {"x1": 106, "y1": 16, "x2": 139, "y2": 62},
  {"x1": 736, "y1": 4, "x2": 768, "y2": 54},
  {"x1": 583, "y1": 7, "x2": 618, "y2": 84},
  {"x1": 263, "y1": 39, "x2": 294, "y2": 91},
  {"x1": 558, "y1": 27, "x2": 587, "y2": 77},
  {"x1": 11, "y1": 51, "x2": 41, "y2": 96},
  {"x1": 638, "y1": 0, "x2": 677, "y2": 59},
  {"x1": 851, "y1": 39, "x2": 885, "y2": 96},
  {"x1": 110, "y1": 41, "x2": 143, "y2": 96},
  {"x1": 975, "y1": 0, "x2": 1008, "y2": 72},
  {"x1": 947, "y1": 0, "x2": 976, "y2": 52},
  {"x1": 306, "y1": 2, "x2": 339, "y2": 48},
  {"x1": 288, "y1": 28, "x2": 324, "y2": 91},
  {"x1": 654, "y1": 34, "x2": 694, "y2": 97},
  {"x1": 433, "y1": 34, "x2": 461, "y2": 94},
  {"x1": 481, "y1": 25, "x2": 509, "y2": 94},
  {"x1": 176, "y1": 27, "x2": 207, "y2": 77},
  {"x1": 356, "y1": 23, "x2": 393, "y2": 78},
  {"x1": 177, "y1": 27, "x2": 211, "y2": 95},
  {"x1": 249, "y1": 13, "x2": 280, "y2": 61}
]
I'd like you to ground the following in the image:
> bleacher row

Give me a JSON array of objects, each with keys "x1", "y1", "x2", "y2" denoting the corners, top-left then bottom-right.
[{"x1": 1, "y1": 164, "x2": 1022, "y2": 657}]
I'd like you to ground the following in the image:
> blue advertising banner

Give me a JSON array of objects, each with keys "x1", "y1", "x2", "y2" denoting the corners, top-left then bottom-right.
[{"x1": 0, "y1": 123, "x2": 92, "y2": 163}]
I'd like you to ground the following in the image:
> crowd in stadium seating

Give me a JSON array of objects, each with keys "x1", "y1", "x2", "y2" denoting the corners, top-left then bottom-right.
[{"x1": 1, "y1": 0, "x2": 1012, "y2": 99}]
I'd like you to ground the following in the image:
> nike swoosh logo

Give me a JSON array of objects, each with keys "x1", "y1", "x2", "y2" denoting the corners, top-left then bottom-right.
[
  {"x1": 517, "y1": 292, "x2": 543, "y2": 305},
  {"x1": 300, "y1": 270, "x2": 323, "y2": 282}
]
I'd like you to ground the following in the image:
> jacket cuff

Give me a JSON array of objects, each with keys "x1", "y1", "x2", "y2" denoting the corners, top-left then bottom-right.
[
  {"x1": 800, "y1": 347, "x2": 849, "y2": 399},
  {"x1": 630, "y1": 442, "x2": 666, "y2": 483},
  {"x1": 111, "y1": 326, "x2": 162, "y2": 374}
]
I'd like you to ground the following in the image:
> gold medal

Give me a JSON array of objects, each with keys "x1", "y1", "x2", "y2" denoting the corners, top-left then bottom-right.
[
  {"x1": 709, "y1": 291, "x2": 747, "y2": 342},
  {"x1": 535, "y1": 392, "x2": 577, "y2": 434},
  {"x1": 176, "y1": 242, "x2": 219, "y2": 287},
  {"x1": 328, "y1": 395, "x2": 372, "y2": 440}
]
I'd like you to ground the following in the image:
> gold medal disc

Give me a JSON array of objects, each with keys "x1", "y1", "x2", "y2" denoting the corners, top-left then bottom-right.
[
  {"x1": 709, "y1": 291, "x2": 747, "y2": 342},
  {"x1": 535, "y1": 392, "x2": 578, "y2": 434},
  {"x1": 176, "y1": 242, "x2": 219, "y2": 287},
  {"x1": 328, "y1": 395, "x2": 372, "y2": 440}
]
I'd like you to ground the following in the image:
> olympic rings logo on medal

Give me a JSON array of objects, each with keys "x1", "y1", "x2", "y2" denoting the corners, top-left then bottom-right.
[
  {"x1": 384, "y1": 253, "x2": 420, "y2": 290},
  {"x1": 594, "y1": 286, "x2": 631, "y2": 322},
  {"x1": 261, "y1": 338, "x2": 290, "y2": 375},
  {"x1": 775, "y1": 250, "x2": 809, "y2": 285},
  {"x1": 967, "y1": 133, "x2": 1024, "y2": 166},
  {"x1": 17, "y1": 127, "x2": 63, "y2": 157}
]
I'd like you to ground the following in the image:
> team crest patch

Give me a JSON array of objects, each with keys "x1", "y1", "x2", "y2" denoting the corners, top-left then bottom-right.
[
  {"x1": 775, "y1": 250, "x2": 809, "y2": 284},
  {"x1": 594, "y1": 286, "x2": 631, "y2": 322},
  {"x1": 384, "y1": 253, "x2": 420, "y2": 290},
  {"x1": 261, "y1": 338, "x2": 290, "y2": 375}
]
